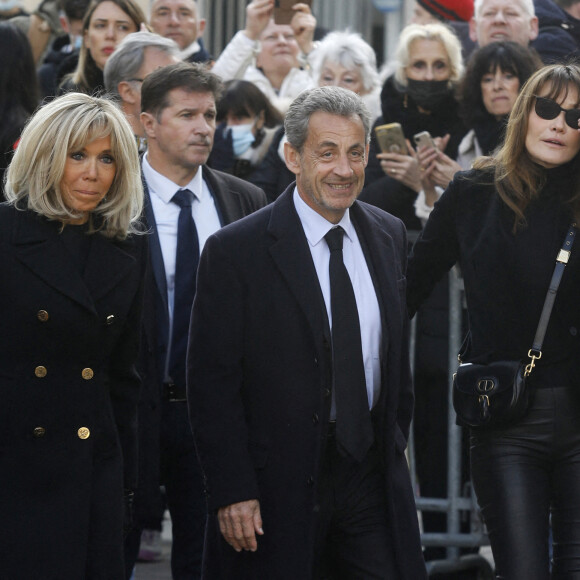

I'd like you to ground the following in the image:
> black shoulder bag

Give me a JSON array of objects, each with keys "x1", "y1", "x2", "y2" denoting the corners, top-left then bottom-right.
[{"x1": 452, "y1": 223, "x2": 577, "y2": 428}]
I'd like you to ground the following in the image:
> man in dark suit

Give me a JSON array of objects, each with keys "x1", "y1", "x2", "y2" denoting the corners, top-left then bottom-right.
[
  {"x1": 128, "y1": 62, "x2": 267, "y2": 579},
  {"x1": 187, "y1": 86, "x2": 426, "y2": 579}
]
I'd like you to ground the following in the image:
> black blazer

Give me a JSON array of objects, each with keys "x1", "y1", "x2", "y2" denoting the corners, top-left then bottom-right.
[
  {"x1": 187, "y1": 186, "x2": 426, "y2": 579},
  {"x1": 134, "y1": 166, "x2": 267, "y2": 521},
  {"x1": 0, "y1": 204, "x2": 146, "y2": 578}
]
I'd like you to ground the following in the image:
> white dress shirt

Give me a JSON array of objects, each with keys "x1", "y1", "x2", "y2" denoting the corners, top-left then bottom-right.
[
  {"x1": 293, "y1": 188, "x2": 382, "y2": 411},
  {"x1": 143, "y1": 155, "x2": 222, "y2": 373}
]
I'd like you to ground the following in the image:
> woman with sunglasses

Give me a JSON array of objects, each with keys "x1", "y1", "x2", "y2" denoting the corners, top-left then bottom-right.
[{"x1": 407, "y1": 63, "x2": 580, "y2": 579}]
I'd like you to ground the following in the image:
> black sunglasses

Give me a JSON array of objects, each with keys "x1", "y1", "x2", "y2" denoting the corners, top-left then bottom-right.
[{"x1": 534, "y1": 96, "x2": 580, "y2": 130}]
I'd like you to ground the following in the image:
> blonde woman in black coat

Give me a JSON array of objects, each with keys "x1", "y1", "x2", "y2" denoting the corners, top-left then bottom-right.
[
  {"x1": 0, "y1": 92, "x2": 145, "y2": 578},
  {"x1": 407, "y1": 64, "x2": 580, "y2": 579}
]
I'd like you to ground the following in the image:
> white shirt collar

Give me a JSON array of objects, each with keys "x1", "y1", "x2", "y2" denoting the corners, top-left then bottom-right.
[
  {"x1": 143, "y1": 153, "x2": 204, "y2": 203},
  {"x1": 179, "y1": 40, "x2": 201, "y2": 60},
  {"x1": 292, "y1": 187, "x2": 355, "y2": 248}
]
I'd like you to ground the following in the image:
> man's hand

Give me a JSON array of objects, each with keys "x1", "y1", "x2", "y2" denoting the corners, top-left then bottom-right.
[
  {"x1": 218, "y1": 499, "x2": 264, "y2": 552},
  {"x1": 244, "y1": 0, "x2": 274, "y2": 41}
]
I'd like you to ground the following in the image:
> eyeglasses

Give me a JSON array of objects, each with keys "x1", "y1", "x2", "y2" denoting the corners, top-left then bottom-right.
[
  {"x1": 534, "y1": 96, "x2": 580, "y2": 130},
  {"x1": 127, "y1": 78, "x2": 144, "y2": 83}
]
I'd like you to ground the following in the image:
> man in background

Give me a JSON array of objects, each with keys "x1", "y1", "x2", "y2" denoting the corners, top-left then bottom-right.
[{"x1": 149, "y1": 0, "x2": 211, "y2": 64}]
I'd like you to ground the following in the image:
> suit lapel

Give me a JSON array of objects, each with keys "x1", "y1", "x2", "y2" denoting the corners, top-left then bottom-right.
[
  {"x1": 267, "y1": 186, "x2": 330, "y2": 343},
  {"x1": 142, "y1": 176, "x2": 169, "y2": 315},
  {"x1": 202, "y1": 165, "x2": 243, "y2": 225}
]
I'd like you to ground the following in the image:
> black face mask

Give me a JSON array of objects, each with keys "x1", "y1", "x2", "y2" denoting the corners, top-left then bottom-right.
[{"x1": 406, "y1": 79, "x2": 451, "y2": 110}]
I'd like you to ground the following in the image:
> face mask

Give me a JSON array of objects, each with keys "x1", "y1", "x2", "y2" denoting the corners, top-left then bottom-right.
[
  {"x1": 406, "y1": 79, "x2": 450, "y2": 110},
  {"x1": 229, "y1": 123, "x2": 256, "y2": 156},
  {"x1": 71, "y1": 35, "x2": 83, "y2": 50}
]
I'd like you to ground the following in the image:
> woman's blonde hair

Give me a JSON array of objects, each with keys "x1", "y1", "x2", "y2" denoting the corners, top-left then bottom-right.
[
  {"x1": 394, "y1": 22, "x2": 464, "y2": 88},
  {"x1": 475, "y1": 63, "x2": 580, "y2": 230},
  {"x1": 5, "y1": 92, "x2": 144, "y2": 239}
]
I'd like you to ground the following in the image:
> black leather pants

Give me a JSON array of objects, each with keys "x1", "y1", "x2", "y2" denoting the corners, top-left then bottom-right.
[{"x1": 470, "y1": 385, "x2": 580, "y2": 580}]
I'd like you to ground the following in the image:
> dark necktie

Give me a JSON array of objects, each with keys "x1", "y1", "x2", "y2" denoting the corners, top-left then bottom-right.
[
  {"x1": 325, "y1": 226, "x2": 373, "y2": 462},
  {"x1": 169, "y1": 189, "x2": 199, "y2": 385}
]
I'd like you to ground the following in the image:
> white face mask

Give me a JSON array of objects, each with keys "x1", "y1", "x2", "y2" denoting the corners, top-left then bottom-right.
[{"x1": 228, "y1": 122, "x2": 256, "y2": 156}]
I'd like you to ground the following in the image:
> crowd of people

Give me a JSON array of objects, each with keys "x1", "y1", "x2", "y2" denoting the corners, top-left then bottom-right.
[{"x1": 1, "y1": 0, "x2": 580, "y2": 578}]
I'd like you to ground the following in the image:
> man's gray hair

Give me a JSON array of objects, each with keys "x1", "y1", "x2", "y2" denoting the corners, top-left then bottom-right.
[
  {"x1": 284, "y1": 86, "x2": 372, "y2": 153},
  {"x1": 104, "y1": 32, "x2": 180, "y2": 97}
]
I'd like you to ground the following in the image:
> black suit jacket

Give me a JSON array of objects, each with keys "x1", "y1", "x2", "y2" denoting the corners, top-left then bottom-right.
[
  {"x1": 134, "y1": 165, "x2": 267, "y2": 520},
  {"x1": 188, "y1": 185, "x2": 426, "y2": 579}
]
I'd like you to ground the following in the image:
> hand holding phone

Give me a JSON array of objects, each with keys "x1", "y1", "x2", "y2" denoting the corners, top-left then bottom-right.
[{"x1": 413, "y1": 131, "x2": 438, "y2": 151}]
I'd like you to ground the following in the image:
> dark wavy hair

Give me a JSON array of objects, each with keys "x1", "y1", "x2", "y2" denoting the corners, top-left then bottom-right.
[
  {"x1": 458, "y1": 42, "x2": 542, "y2": 128},
  {"x1": 0, "y1": 23, "x2": 39, "y2": 150}
]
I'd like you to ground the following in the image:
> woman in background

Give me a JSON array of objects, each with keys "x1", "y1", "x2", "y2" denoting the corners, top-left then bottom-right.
[
  {"x1": 207, "y1": 79, "x2": 283, "y2": 181},
  {"x1": 417, "y1": 41, "x2": 542, "y2": 203},
  {"x1": 360, "y1": 22, "x2": 466, "y2": 230},
  {"x1": 59, "y1": 0, "x2": 146, "y2": 95},
  {"x1": 0, "y1": 92, "x2": 146, "y2": 578}
]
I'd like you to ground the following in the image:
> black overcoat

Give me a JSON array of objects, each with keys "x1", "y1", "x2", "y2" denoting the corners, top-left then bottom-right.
[
  {"x1": 187, "y1": 186, "x2": 427, "y2": 579},
  {"x1": 0, "y1": 204, "x2": 146, "y2": 579}
]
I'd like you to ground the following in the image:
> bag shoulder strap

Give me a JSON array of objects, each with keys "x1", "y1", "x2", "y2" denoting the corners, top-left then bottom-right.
[{"x1": 525, "y1": 223, "x2": 577, "y2": 375}]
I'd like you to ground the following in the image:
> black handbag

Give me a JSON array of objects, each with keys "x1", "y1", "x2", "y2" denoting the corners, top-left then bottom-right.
[{"x1": 452, "y1": 224, "x2": 577, "y2": 428}]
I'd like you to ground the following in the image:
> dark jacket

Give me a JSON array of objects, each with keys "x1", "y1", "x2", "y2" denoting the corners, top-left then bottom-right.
[
  {"x1": 0, "y1": 204, "x2": 146, "y2": 578},
  {"x1": 38, "y1": 36, "x2": 80, "y2": 100},
  {"x1": 532, "y1": 0, "x2": 580, "y2": 63},
  {"x1": 133, "y1": 166, "x2": 267, "y2": 524},
  {"x1": 188, "y1": 186, "x2": 426, "y2": 579},
  {"x1": 407, "y1": 166, "x2": 580, "y2": 383}
]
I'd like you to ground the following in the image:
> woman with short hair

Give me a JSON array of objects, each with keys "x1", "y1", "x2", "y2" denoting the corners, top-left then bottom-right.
[{"x1": 0, "y1": 92, "x2": 146, "y2": 578}]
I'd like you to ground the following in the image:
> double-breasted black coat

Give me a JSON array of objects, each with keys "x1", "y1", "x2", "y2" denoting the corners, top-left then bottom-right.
[
  {"x1": 0, "y1": 204, "x2": 146, "y2": 579},
  {"x1": 187, "y1": 186, "x2": 427, "y2": 579}
]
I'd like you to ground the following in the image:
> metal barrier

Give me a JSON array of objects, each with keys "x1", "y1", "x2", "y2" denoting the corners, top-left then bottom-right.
[{"x1": 407, "y1": 254, "x2": 494, "y2": 578}]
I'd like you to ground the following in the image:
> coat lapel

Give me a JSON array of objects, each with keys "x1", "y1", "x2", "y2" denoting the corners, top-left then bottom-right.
[
  {"x1": 267, "y1": 186, "x2": 330, "y2": 343},
  {"x1": 202, "y1": 166, "x2": 235, "y2": 225},
  {"x1": 12, "y1": 209, "x2": 136, "y2": 314},
  {"x1": 142, "y1": 176, "x2": 169, "y2": 315}
]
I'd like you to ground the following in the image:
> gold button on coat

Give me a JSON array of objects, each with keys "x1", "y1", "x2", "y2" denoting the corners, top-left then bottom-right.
[
  {"x1": 82, "y1": 368, "x2": 94, "y2": 380},
  {"x1": 37, "y1": 310, "x2": 49, "y2": 322},
  {"x1": 33, "y1": 426, "x2": 46, "y2": 438},
  {"x1": 35, "y1": 366, "x2": 47, "y2": 378},
  {"x1": 78, "y1": 427, "x2": 90, "y2": 439}
]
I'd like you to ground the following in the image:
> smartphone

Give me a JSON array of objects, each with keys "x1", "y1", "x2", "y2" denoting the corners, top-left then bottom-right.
[
  {"x1": 274, "y1": 0, "x2": 312, "y2": 24},
  {"x1": 413, "y1": 131, "x2": 438, "y2": 151},
  {"x1": 375, "y1": 123, "x2": 408, "y2": 154}
]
